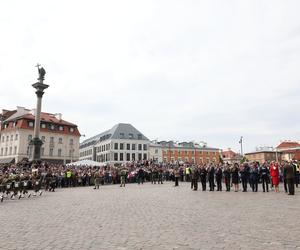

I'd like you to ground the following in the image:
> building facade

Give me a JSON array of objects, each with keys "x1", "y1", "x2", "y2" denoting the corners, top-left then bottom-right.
[
  {"x1": 0, "y1": 107, "x2": 81, "y2": 164},
  {"x1": 149, "y1": 141, "x2": 220, "y2": 164},
  {"x1": 276, "y1": 141, "x2": 300, "y2": 161},
  {"x1": 245, "y1": 150, "x2": 281, "y2": 164},
  {"x1": 221, "y1": 149, "x2": 242, "y2": 164},
  {"x1": 79, "y1": 123, "x2": 150, "y2": 164}
]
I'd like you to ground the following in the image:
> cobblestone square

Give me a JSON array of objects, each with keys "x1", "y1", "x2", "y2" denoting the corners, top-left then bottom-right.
[{"x1": 1, "y1": 182, "x2": 299, "y2": 250}]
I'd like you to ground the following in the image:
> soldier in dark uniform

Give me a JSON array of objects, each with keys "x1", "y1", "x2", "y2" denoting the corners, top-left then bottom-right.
[
  {"x1": 191, "y1": 167, "x2": 199, "y2": 191},
  {"x1": 215, "y1": 165, "x2": 223, "y2": 191},
  {"x1": 151, "y1": 167, "x2": 158, "y2": 184},
  {"x1": 137, "y1": 167, "x2": 145, "y2": 184},
  {"x1": 250, "y1": 163, "x2": 259, "y2": 192},
  {"x1": 231, "y1": 163, "x2": 240, "y2": 192},
  {"x1": 240, "y1": 163, "x2": 250, "y2": 192},
  {"x1": 208, "y1": 165, "x2": 215, "y2": 191},
  {"x1": 259, "y1": 163, "x2": 269, "y2": 192},
  {"x1": 223, "y1": 165, "x2": 231, "y2": 192},
  {"x1": 200, "y1": 165, "x2": 207, "y2": 191},
  {"x1": 284, "y1": 162, "x2": 295, "y2": 195},
  {"x1": 158, "y1": 167, "x2": 163, "y2": 184}
]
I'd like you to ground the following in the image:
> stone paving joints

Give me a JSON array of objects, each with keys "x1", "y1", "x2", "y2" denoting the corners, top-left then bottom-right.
[{"x1": 0, "y1": 182, "x2": 299, "y2": 250}]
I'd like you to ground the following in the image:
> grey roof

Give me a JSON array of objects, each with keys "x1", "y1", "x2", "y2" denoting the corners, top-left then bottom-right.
[{"x1": 80, "y1": 123, "x2": 149, "y2": 149}]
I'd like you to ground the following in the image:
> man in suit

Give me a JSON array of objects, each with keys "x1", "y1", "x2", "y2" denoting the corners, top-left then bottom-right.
[{"x1": 284, "y1": 161, "x2": 295, "y2": 195}]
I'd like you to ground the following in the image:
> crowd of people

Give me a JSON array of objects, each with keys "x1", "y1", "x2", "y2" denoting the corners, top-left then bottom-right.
[{"x1": 0, "y1": 159, "x2": 299, "y2": 203}]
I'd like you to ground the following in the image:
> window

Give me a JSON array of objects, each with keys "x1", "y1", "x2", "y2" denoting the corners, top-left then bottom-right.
[
  {"x1": 9, "y1": 147, "x2": 12, "y2": 155},
  {"x1": 59, "y1": 126, "x2": 64, "y2": 131},
  {"x1": 0, "y1": 148, "x2": 3, "y2": 156},
  {"x1": 120, "y1": 153, "x2": 123, "y2": 161},
  {"x1": 14, "y1": 146, "x2": 17, "y2": 155},
  {"x1": 59, "y1": 138, "x2": 63, "y2": 144},
  {"x1": 28, "y1": 135, "x2": 33, "y2": 142},
  {"x1": 132, "y1": 144, "x2": 136, "y2": 150},
  {"x1": 143, "y1": 153, "x2": 147, "y2": 160},
  {"x1": 129, "y1": 133, "x2": 133, "y2": 139},
  {"x1": 114, "y1": 143, "x2": 118, "y2": 150},
  {"x1": 138, "y1": 134, "x2": 142, "y2": 140},
  {"x1": 6, "y1": 136, "x2": 9, "y2": 141},
  {"x1": 41, "y1": 148, "x2": 44, "y2": 156},
  {"x1": 14, "y1": 121, "x2": 17, "y2": 127},
  {"x1": 49, "y1": 148, "x2": 53, "y2": 156},
  {"x1": 41, "y1": 123, "x2": 46, "y2": 129},
  {"x1": 114, "y1": 153, "x2": 118, "y2": 161},
  {"x1": 58, "y1": 149, "x2": 62, "y2": 157},
  {"x1": 15, "y1": 134, "x2": 18, "y2": 141},
  {"x1": 132, "y1": 153, "x2": 135, "y2": 161},
  {"x1": 127, "y1": 144, "x2": 130, "y2": 150},
  {"x1": 28, "y1": 121, "x2": 34, "y2": 127},
  {"x1": 1, "y1": 136, "x2": 4, "y2": 142},
  {"x1": 70, "y1": 127, "x2": 74, "y2": 133},
  {"x1": 120, "y1": 133, "x2": 125, "y2": 139},
  {"x1": 155, "y1": 149, "x2": 158, "y2": 154},
  {"x1": 50, "y1": 137, "x2": 54, "y2": 143},
  {"x1": 69, "y1": 139, "x2": 73, "y2": 145},
  {"x1": 120, "y1": 143, "x2": 124, "y2": 150},
  {"x1": 10, "y1": 135, "x2": 13, "y2": 141},
  {"x1": 138, "y1": 144, "x2": 142, "y2": 150},
  {"x1": 143, "y1": 144, "x2": 147, "y2": 151},
  {"x1": 126, "y1": 153, "x2": 130, "y2": 161},
  {"x1": 138, "y1": 153, "x2": 142, "y2": 161},
  {"x1": 5, "y1": 147, "x2": 8, "y2": 155}
]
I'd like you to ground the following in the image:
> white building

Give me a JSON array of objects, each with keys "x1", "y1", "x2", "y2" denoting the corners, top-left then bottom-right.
[
  {"x1": 149, "y1": 141, "x2": 163, "y2": 163},
  {"x1": 79, "y1": 123, "x2": 150, "y2": 164},
  {"x1": 0, "y1": 107, "x2": 81, "y2": 164}
]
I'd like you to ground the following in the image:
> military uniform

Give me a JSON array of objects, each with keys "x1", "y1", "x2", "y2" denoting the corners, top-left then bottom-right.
[{"x1": 200, "y1": 167, "x2": 207, "y2": 191}]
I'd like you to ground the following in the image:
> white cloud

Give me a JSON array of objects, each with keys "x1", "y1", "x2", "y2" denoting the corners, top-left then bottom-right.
[{"x1": 1, "y1": 0, "x2": 300, "y2": 152}]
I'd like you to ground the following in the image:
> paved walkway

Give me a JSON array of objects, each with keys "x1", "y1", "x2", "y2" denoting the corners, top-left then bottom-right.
[{"x1": 1, "y1": 182, "x2": 299, "y2": 250}]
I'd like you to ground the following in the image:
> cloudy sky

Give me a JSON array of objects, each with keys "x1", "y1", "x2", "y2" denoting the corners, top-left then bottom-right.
[{"x1": 0, "y1": 0, "x2": 299, "y2": 153}]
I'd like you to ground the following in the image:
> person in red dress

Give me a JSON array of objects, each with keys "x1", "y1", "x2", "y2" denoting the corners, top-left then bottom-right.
[{"x1": 270, "y1": 162, "x2": 280, "y2": 192}]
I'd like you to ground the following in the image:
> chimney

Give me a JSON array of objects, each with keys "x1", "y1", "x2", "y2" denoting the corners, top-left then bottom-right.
[
  {"x1": 54, "y1": 113, "x2": 62, "y2": 121},
  {"x1": 30, "y1": 109, "x2": 36, "y2": 116}
]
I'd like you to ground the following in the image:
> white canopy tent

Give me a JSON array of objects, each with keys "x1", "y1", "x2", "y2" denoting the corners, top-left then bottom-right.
[{"x1": 66, "y1": 160, "x2": 106, "y2": 167}]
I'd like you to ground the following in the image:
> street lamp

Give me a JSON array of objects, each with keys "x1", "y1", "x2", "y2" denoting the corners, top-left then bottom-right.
[{"x1": 239, "y1": 136, "x2": 243, "y2": 156}]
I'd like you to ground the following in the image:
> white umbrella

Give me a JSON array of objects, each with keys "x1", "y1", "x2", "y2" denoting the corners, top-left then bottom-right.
[{"x1": 66, "y1": 159, "x2": 106, "y2": 167}]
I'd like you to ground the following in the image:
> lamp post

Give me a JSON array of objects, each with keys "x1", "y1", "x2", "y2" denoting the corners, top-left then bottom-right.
[
  {"x1": 239, "y1": 136, "x2": 243, "y2": 156},
  {"x1": 29, "y1": 64, "x2": 49, "y2": 162}
]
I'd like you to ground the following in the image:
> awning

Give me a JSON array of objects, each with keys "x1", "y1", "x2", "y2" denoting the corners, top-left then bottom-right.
[{"x1": 0, "y1": 157, "x2": 15, "y2": 164}]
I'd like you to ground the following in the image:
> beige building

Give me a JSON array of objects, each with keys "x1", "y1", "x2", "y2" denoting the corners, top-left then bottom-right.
[
  {"x1": 245, "y1": 150, "x2": 281, "y2": 164},
  {"x1": 0, "y1": 107, "x2": 81, "y2": 164}
]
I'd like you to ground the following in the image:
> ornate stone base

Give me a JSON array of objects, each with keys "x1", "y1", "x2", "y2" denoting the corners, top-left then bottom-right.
[{"x1": 29, "y1": 137, "x2": 43, "y2": 161}]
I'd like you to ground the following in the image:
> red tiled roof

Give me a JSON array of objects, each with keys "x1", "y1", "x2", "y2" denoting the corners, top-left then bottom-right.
[
  {"x1": 22, "y1": 113, "x2": 76, "y2": 126},
  {"x1": 276, "y1": 142, "x2": 300, "y2": 149}
]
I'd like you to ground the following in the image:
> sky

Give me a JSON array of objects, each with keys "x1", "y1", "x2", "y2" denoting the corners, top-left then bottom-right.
[{"x1": 0, "y1": 0, "x2": 300, "y2": 153}]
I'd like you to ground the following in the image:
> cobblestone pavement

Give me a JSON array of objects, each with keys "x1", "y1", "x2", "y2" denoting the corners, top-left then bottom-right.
[{"x1": 1, "y1": 182, "x2": 299, "y2": 250}]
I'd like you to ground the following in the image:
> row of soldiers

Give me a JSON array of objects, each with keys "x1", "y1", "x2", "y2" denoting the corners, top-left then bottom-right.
[
  {"x1": 0, "y1": 170, "x2": 44, "y2": 203},
  {"x1": 184, "y1": 161, "x2": 297, "y2": 195}
]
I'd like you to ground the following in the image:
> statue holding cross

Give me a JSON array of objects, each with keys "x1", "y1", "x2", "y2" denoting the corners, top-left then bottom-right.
[{"x1": 36, "y1": 63, "x2": 46, "y2": 81}]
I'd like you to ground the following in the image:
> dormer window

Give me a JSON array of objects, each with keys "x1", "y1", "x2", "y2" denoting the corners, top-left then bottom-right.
[
  {"x1": 120, "y1": 133, "x2": 125, "y2": 139},
  {"x1": 70, "y1": 127, "x2": 74, "y2": 133},
  {"x1": 41, "y1": 123, "x2": 46, "y2": 129},
  {"x1": 28, "y1": 121, "x2": 34, "y2": 127},
  {"x1": 138, "y1": 134, "x2": 142, "y2": 140},
  {"x1": 14, "y1": 121, "x2": 18, "y2": 127},
  {"x1": 129, "y1": 133, "x2": 133, "y2": 139},
  {"x1": 59, "y1": 126, "x2": 64, "y2": 131}
]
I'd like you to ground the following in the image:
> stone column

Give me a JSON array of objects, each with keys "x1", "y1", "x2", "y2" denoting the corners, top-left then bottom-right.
[{"x1": 29, "y1": 66, "x2": 49, "y2": 162}]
